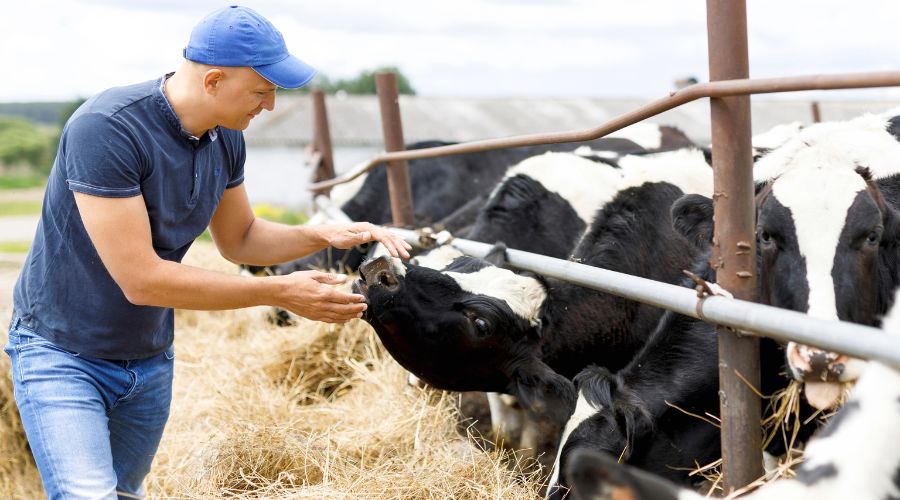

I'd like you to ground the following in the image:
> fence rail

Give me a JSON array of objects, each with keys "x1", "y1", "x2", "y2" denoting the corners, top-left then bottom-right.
[
  {"x1": 307, "y1": 70, "x2": 900, "y2": 192},
  {"x1": 379, "y1": 227, "x2": 900, "y2": 371}
]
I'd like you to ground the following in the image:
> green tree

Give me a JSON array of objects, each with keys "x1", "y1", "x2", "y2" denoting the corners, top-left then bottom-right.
[
  {"x1": 0, "y1": 116, "x2": 56, "y2": 173},
  {"x1": 287, "y1": 66, "x2": 416, "y2": 95}
]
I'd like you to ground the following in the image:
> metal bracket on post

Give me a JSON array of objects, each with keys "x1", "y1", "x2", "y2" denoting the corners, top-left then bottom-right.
[{"x1": 375, "y1": 72, "x2": 415, "y2": 228}]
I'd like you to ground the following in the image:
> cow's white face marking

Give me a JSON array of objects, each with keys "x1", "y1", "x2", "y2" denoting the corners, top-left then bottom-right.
[
  {"x1": 547, "y1": 391, "x2": 602, "y2": 493},
  {"x1": 607, "y1": 122, "x2": 663, "y2": 150},
  {"x1": 500, "y1": 152, "x2": 623, "y2": 226},
  {"x1": 772, "y1": 164, "x2": 867, "y2": 321},
  {"x1": 444, "y1": 267, "x2": 546, "y2": 326},
  {"x1": 617, "y1": 148, "x2": 713, "y2": 197},
  {"x1": 413, "y1": 245, "x2": 464, "y2": 270},
  {"x1": 755, "y1": 111, "x2": 900, "y2": 182}
]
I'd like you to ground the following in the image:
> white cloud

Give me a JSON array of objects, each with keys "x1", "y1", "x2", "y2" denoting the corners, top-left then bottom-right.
[{"x1": 1, "y1": 0, "x2": 899, "y2": 102}]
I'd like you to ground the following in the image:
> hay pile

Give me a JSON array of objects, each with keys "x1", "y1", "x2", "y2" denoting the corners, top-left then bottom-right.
[
  {"x1": 0, "y1": 307, "x2": 43, "y2": 499},
  {"x1": 0, "y1": 243, "x2": 544, "y2": 498}
]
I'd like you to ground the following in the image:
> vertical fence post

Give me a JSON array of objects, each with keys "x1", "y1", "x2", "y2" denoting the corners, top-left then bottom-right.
[
  {"x1": 811, "y1": 101, "x2": 822, "y2": 123},
  {"x1": 311, "y1": 89, "x2": 336, "y2": 197},
  {"x1": 375, "y1": 72, "x2": 415, "y2": 227},
  {"x1": 706, "y1": 0, "x2": 763, "y2": 492}
]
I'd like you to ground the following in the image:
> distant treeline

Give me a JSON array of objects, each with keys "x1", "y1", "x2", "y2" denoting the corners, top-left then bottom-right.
[
  {"x1": 0, "y1": 99, "x2": 84, "y2": 177},
  {"x1": 286, "y1": 66, "x2": 416, "y2": 96},
  {"x1": 0, "y1": 102, "x2": 73, "y2": 126}
]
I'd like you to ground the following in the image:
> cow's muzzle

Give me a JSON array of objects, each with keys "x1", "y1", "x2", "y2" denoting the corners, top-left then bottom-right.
[
  {"x1": 786, "y1": 342, "x2": 848, "y2": 383},
  {"x1": 358, "y1": 255, "x2": 401, "y2": 293}
]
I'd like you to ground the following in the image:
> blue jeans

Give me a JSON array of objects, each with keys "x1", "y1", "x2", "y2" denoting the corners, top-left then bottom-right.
[{"x1": 4, "y1": 315, "x2": 173, "y2": 500}]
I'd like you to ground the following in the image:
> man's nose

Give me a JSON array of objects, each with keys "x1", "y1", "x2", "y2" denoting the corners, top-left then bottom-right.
[{"x1": 263, "y1": 92, "x2": 276, "y2": 112}]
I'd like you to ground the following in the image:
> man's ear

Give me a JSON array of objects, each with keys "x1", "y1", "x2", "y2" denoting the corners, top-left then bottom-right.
[
  {"x1": 671, "y1": 194, "x2": 714, "y2": 249},
  {"x1": 510, "y1": 359, "x2": 576, "y2": 425},
  {"x1": 203, "y1": 68, "x2": 224, "y2": 95}
]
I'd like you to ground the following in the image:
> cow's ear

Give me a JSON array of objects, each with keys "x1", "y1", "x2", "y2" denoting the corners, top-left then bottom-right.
[
  {"x1": 700, "y1": 146, "x2": 713, "y2": 167},
  {"x1": 511, "y1": 360, "x2": 577, "y2": 425},
  {"x1": 484, "y1": 241, "x2": 509, "y2": 267},
  {"x1": 887, "y1": 115, "x2": 900, "y2": 142},
  {"x1": 671, "y1": 194, "x2": 714, "y2": 249}
]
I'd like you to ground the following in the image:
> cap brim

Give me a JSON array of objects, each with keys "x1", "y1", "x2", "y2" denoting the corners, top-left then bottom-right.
[{"x1": 253, "y1": 54, "x2": 317, "y2": 89}]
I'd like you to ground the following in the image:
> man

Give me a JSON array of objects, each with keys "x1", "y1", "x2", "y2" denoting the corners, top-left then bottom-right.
[{"x1": 4, "y1": 5, "x2": 411, "y2": 499}]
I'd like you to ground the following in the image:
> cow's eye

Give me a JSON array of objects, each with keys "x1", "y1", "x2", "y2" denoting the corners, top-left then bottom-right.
[
  {"x1": 866, "y1": 231, "x2": 880, "y2": 245},
  {"x1": 758, "y1": 230, "x2": 774, "y2": 248},
  {"x1": 473, "y1": 318, "x2": 490, "y2": 334}
]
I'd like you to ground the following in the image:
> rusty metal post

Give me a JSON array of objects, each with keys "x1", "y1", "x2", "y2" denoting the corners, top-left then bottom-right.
[
  {"x1": 375, "y1": 72, "x2": 415, "y2": 227},
  {"x1": 707, "y1": 0, "x2": 762, "y2": 491},
  {"x1": 311, "y1": 89, "x2": 336, "y2": 197},
  {"x1": 811, "y1": 101, "x2": 822, "y2": 123}
]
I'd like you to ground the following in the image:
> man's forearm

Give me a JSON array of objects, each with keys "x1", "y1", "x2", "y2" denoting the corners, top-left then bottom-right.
[
  {"x1": 125, "y1": 258, "x2": 287, "y2": 310},
  {"x1": 214, "y1": 217, "x2": 330, "y2": 266}
]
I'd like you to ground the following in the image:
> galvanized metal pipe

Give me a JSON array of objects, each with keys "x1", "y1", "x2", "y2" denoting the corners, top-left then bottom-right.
[
  {"x1": 308, "y1": 70, "x2": 900, "y2": 191},
  {"x1": 314, "y1": 195, "x2": 352, "y2": 223},
  {"x1": 375, "y1": 72, "x2": 415, "y2": 227},
  {"x1": 707, "y1": 0, "x2": 761, "y2": 489},
  {"x1": 386, "y1": 227, "x2": 900, "y2": 371}
]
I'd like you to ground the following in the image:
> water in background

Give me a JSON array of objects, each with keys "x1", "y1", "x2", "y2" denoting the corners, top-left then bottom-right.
[{"x1": 243, "y1": 146, "x2": 378, "y2": 214}]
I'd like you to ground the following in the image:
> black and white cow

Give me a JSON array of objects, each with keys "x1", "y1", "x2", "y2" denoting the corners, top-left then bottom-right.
[
  {"x1": 355, "y1": 150, "x2": 712, "y2": 469},
  {"x1": 560, "y1": 288, "x2": 900, "y2": 500},
  {"x1": 402, "y1": 148, "x2": 710, "y2": 449},
  {"x1": 724, "y1": 110, "x2": 900, "y2": 408}
]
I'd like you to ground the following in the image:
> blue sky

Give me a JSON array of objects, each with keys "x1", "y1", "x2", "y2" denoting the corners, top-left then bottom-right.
[{"x1": 3, "y1": 0, "x2": 899, "y2": 102}]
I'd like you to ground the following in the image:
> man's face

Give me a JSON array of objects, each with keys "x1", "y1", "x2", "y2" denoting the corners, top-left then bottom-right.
[{"x1": 213, "y1": 67, "x2": 277, "y2": 130}]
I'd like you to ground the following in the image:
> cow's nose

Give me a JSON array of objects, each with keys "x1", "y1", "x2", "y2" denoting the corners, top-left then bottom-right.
[
  {"x1": 787, "y1": 342, "x2": 848, "y2": 382},
  {"x1": 359, "y1": 255, "x2": 401, "y2": 291}
]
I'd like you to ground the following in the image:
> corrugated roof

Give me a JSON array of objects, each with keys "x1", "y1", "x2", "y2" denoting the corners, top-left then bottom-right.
[{"x1": 244, "y1": 95, "x2": 900, "y2": 147}]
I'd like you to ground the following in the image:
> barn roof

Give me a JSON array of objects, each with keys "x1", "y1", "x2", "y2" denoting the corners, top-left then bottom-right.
[{"x1": 243, "y1": 95, "x2": 900, "y2": 147}]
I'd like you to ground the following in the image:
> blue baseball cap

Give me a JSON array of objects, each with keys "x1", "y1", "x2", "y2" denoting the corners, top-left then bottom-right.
[{"x1": 183, "y1": 5, "x2": 316, "y2": 89}]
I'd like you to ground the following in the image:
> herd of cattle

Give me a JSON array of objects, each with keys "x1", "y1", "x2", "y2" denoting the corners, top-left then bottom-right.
[{"x1": 249, "y1": 110, "x2": 900, "y2": 499}]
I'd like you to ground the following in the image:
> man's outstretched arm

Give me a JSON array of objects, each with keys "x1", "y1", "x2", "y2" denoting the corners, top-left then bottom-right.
[
  {"x1": 74, "y1": 191, "x2": 369, "y2": 323},
  {"x1": 207, "y1": 184, "x2": 411, "y2": 266}
]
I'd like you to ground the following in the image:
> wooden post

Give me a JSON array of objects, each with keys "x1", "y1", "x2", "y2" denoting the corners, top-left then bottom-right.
[
  {"x1": 374, "y1": 72, "x2": 415, "y2": 227},
  {"x1": 311, "y1": 89, "x2": 336, "y2": 197}
]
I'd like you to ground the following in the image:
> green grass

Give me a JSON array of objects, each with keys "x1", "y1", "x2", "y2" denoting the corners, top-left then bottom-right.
[
  {"x1": 0, "y1": 200, "x2": 42, "y2": 216},
  {"x1": 252, "y1": 203, "x2": 308, "y2": 225},
  {"x1": 0, "y1": 173, "x2": 46, "y2": 189},
  {"x1": 0, "y1": 241, "x2": 31, "y2": 253}
]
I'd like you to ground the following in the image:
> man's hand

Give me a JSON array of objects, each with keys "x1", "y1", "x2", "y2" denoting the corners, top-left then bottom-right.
[
  {"x1": 321, "y1": 222, "x2": 412, "y2": 259},
  {"x1": 274, "y1": 270, "x2": 368, "y2": 323}
]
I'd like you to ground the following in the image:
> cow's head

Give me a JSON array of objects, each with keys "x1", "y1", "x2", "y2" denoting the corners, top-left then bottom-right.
[
  {"x1": 757, "y1": 164, "x2": 900, "y2": 407},
  {"x1": 355, "y1": 253, "x2": 576, "y2": 423},
  {"x1": 674, "y1": 162, "x2": 900, "y2": 409}
]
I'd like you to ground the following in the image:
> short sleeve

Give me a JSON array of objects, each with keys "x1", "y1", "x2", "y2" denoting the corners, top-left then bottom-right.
[
  {"x1": 63, "y1": 112, "x2": 143, "y2": 198},
  {"x1": 224, "y1": 130, "x2": 246, "y2": 189}
]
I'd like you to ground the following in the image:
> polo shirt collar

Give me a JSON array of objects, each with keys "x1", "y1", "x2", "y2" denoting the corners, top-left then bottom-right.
[{"x1": 153, "y1": 73, "x2": 219, "y2": 146}]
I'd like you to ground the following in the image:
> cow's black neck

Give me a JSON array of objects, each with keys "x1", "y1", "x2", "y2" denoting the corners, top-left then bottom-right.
[{"x1": 536, "y1": 182, "x2": 702, "y2": 378}]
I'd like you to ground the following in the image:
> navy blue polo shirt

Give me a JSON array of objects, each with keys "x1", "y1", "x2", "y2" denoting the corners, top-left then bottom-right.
[{"x1": 13, "y1": 74, "x2": 245, "y2": 360}]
